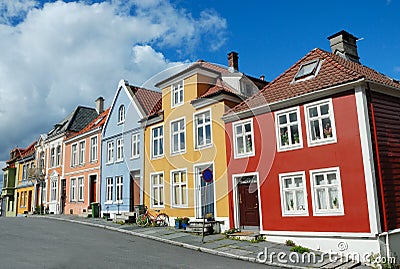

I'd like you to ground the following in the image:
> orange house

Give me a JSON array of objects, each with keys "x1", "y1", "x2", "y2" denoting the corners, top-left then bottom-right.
[{"x1": 63, "y1": 101, "x2": 109, "y2": 216}]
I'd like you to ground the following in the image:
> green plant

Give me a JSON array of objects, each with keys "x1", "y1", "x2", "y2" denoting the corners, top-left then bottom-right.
[
  {"x1": 223, "y1": 228, "x2": 240, "y2": 237},
  {"x1": 250, "y1": 236, "x2": 265, "y2": 243},
  {"x1": 333, "y1": 197, "x2": 338, "y2": 207},
  {"x1": 290, "y1": 245, "x2": 310, "y2": 254},
  {"x1": 182, "y1": 217, "x2": 190, "y2": 224},
  {"x1": 294, "y1": 133, "x2": 299, "y2": 143},
  {"x1": 285, "y1": 239, "x2": 296, "y2": 247}
]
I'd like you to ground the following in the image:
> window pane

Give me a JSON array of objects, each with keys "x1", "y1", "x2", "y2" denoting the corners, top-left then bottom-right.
[
  {"x1": 296, "y1": 190, "x2": 305, "y2": 210},
  {"x1": 284, "y1": 178, "x2": 292, "y2": 188},
  {"x1": 197, "y1": 127, "x2": 204, "y2": 145},
  {"x1": 236, "y1": 125, "x2": 242, "y2": 135},
  {"x1": 285, "y1": 191, "x2": 294, "y2": 210},
  {"x1": 316, "y1": 189, "x2": 327, "y2": 209},
  {"x1": 327, "y1": 173, "x2": 337, "y2": 184},
  {"x1": 322, "y1": 119, "x2": 332, "y2": 138},
  {"x1": 294, "y1": 177, "x2": 303, "y2": 187},
  {"x1": 311, "y1": 120, "x2": 320, "y2": 140},
  {"x1": 237, "y1": 137, "x2": 244, "y2": 153},
  {"x1": 315, "y1": 175, "x2": 324, "y2": 185},
  {"x1": 328, "y1": 188, "x2": 339, "y2": 209},
  {"x1": 197, "y1": 116, "x2": 203, "y2": 125},
  {"x1": 159, "y1": 187, "x2": 164, "y2": 205},
  {"x1": 205, "y1": 125, "x2": 211, "y2": 142},
  {"x1": 279, "y1": 115, "x2": 287, "y2": 125},
  {"x1": 309, "y1": 107, "x2": 318, "y2": 117},
  {"x1": 290, "y1": 125, "x2": 299, "y2": 144},
  {"x1": 245, "y1": 134, "x2": 252, "y2": 152},
  {"x1": 245, "y1": 123, "x2": 251, "y2": 132},
  {"x1": 289, "y1": 112, "x2": 297, "y2": 122},
  {"x1": 320, "y1": 104, "x2": 329, "y2": 115}
]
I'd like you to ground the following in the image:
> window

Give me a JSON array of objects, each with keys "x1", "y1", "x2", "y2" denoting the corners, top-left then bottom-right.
[
  {"x1": 295, "y1": 59, "x2": 320, "y2": 80},
  {"x1": 151, "y1": 172, "x2": 164, "y2": 207},
  {"x1": 171, "y1": 170, "x2": 187, "y2": 207},
  {"x1": 116, "y1": 138, "x2": 124, "y2": 162},
  {"x1": 171, "y1": 118, "x2": 185, "y2": 154},
  {"x1": 151, "y1": 126, "x2": 164, "y2": 158},
  {"x1": 50, "y1": 180, "x2": 57, "y2": 201},
  {"x1": 305, "y1": 99, "x2": 336, "y2": 146},
  {"x1": 42, "y1": 182, "x2": 47, "y2": 204},
  {"x1": 276, "y1": 107, "x2": 302, "y2": 151},
  {"x1": 50, "y1": 148, "x2": 55, "y2": 167},
  {"x1": 70, "y1": 178, "x2": 76, "y2": 201},
  {"x1": 194, "y1": 110, "x2": 212, "y2": 148},
  {"x1": 22, "y1": 164, "x2": 27, "y2": 180},
  {"x1": 71, "y1": 144, "x2": 77, "y2": 167},
  {"x1": 78, "y1": 177, "x2": 84, "y2": 201},
  {"x1": 90, "y1": 136, "x2": 98, "y2": 162},
  {"x1": 279, "y1": 172, "x2": 308, "y2": 216},
  {"x1": 56, "y1": 145, "x2": 61, "y2": 166},
  {"x1": 79, "y1": 141, "x2": 85, "y2": 165},
  {"x1": 40, "y1": 152, "x2": 45, "y2": 170},
  {"x1": 118, "y1": 105, "x2": 125, "y2": 124},
  {"x1": 171, "y1": 81, "x2": 184, "y2": 107},
  {"x1": 116, "y1": 176, "x2": 123, "y2": 202},
  {"x1": 310, "y1": 167, "x2": 343, "y2": 215},
  {"x1": 233, "y1": 119, "x2": 255, "y2": 158},
  {"x1": 131, "y1": 133, "x2": 140, "y2": 159},
  {"x1": 106, "y1": 177, "x2": 113, "y2": 202},
  {"x1": 106, "y1": 141, "x2": 114, "y2": 163}
]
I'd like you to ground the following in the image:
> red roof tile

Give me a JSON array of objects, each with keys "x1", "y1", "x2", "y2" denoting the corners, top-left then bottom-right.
[
  {"x1": 226, "y1": 48, "x2": 400, "y2": 115},
  {"x1": 129, "y1": 86, "x2": 162, "y2": 116},
  {"x1": 196, "y1": 78, "x2": 244, "y2": 99}
]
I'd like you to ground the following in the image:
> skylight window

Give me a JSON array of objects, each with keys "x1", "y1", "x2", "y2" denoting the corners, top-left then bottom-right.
[{"x1": 295, "y1": 59, "x2": 320, "y2": 80}]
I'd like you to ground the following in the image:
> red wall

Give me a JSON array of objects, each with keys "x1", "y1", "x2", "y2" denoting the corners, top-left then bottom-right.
[{"x1": 226, "y1": 94, "x2": 371, "y2": 233}]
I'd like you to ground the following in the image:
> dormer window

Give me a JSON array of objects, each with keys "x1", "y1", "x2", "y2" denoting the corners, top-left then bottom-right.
[
  {"x1": 294, "y1": 59, "x2": 320, "y2": 81},
  {"x1": 172, "y1": 81, "x2": 184, "y2": 107},
  {"x1": 118, "y1": 105, "x2": 125, "y2": 124}
]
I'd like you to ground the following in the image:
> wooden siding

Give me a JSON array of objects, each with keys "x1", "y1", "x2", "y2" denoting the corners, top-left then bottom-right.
[{"x1": 369, "y1": 91, "x2": 400, "y2": 231}]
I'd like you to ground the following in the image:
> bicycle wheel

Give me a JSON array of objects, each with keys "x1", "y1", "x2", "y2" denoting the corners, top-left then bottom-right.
[
  {"x1": 155, "y1": 213, "x2": 169, "y2": 227},
  {"x1": 136, "y1": 214, "x2": 149, "y2": 227}
]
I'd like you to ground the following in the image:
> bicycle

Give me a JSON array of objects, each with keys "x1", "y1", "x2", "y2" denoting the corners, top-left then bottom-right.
[{"x1": 136, "y1": 206, "x2": 169, "y2": 227}]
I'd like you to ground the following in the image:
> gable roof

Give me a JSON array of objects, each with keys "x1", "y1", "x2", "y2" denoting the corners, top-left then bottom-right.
[
  {"x1": 127, "y1": 85, "x2": 162, "y2": 116},
  {"x1": 46, "y1": 106, "x2": 98, "y2": 140},
  {"x1": 226, "y1": 48, "x2": 400, "y2": 116},
  {"x1": 66, "y1": 107, "x2": 110, "y2": 140},
  {"x1": 195, "y1": 78, "x2": 246, "y2": 100}
]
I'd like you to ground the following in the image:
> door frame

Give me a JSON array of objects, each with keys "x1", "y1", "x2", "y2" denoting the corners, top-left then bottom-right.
[
  {"x1": 232, "y1": 172, "x2": 261, "y2": 229},
  {"x1": 193, "y1": 162, "x2": 217, "y2": 219},
  {"x1": 88, "y1": 173, "x2": 98, "y2": 204}
]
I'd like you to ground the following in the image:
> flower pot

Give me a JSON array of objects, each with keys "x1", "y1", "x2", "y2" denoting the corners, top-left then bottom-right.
[
  {"x1": 175, "y1": 219, "x2": 182, "y2": 229},
  {"x1": 182, "y1": 222, "x2": 188, "y2": 229}
]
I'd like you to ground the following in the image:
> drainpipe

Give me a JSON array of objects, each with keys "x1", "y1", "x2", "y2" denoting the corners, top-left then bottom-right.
[{"x1": 367, "y1": 82, "x2": 388, "y2": 233}]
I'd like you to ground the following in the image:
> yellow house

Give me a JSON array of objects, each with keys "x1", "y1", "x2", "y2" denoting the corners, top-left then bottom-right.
[
  {"x1": 142, "y1": 52, "x2": 267, "y2": 230},
  {"x1": 16, "y1": 142, "x2": 36, "y2": 215}
]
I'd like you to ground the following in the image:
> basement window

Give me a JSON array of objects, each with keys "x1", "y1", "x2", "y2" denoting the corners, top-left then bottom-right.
[{"x1": 294, "y1": 59, "x2": 320, "y2": 80}]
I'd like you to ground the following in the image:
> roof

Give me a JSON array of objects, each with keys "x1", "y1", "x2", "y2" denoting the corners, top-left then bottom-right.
[
  {"x1": 195, "y1": 78, "x2": 245, "y2": 100},
  {"x1": 66, "y1": 107, "x2": 110, "y2": 139},
  {"x1": 226, "y1": 48, "x2": 400, "y2": 115},
  {"x1": 127, "y1": 85, "x2": 162, "y2": 116},
  {"x1": 46, "y1": 106, "x2": 98, "y2": 139},
  {"x1": 20, "y1": 141, "x2": 36, "y2": 159}
]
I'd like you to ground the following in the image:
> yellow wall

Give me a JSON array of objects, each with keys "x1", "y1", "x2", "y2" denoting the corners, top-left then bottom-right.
[
  {"x1": 144, "y1": 73, "x2": 230, "y2": 220},
  {"x1": 16, "y1": 159, "x2": 35, "y2": 215}
]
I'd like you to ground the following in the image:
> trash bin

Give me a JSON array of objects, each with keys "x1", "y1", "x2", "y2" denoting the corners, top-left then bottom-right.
[
  {"x1": 134, "y1": 205, "x2": 145, "y2": 220},
  {"x1": 91, "y1": 202, "x2": 100, "y2": 218}
]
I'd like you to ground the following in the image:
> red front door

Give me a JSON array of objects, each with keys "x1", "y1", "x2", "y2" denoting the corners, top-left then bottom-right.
[{"x1": 238, "y1": 183, "x2": 260, "y2": 227}]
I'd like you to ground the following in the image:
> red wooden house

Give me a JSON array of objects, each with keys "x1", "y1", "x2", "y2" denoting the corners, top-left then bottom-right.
[{"x1": 223, "y1": 31, "x2": 400, "y2": 258}]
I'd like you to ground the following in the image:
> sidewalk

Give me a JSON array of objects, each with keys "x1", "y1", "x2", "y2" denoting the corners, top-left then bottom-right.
[{"x1": 39, "y1": 215, "x2": 368, "y2": 269}]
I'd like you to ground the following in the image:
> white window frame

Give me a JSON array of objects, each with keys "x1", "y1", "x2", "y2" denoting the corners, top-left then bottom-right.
[
  {"x1": 150, "y1": 172, "x2": 164, "y2": 208},
  {"x1": 50, "y1": 148, "x2": 55, "y2": 167},
  {"x1": 170, "y1": 169, "x2": 188, "y2": 208},
  {"x1": 279, "y1": 171, "x2": 308, "y2": 216},
  {"x1": 116, "y1": 176, "x2": 123, "y2": 203},
  {"x1": 233, "y1": 118, "x2": 255, "y2": 159},
  {"x1": 70, "y1": 178, "x2": 76, "y2": 202},
  {"x1": 170, "y1": 117, "x2": 186, "y2": 155},
  {"x1": 78, "y1": 141, "x2": 85, "y2": 165},
  {"x1": 71, "y1": 144, "x2": 77, "y2": 167},
  {"x1": 151, "y1": 124, "x2": 164, "y2": 159},
  {"x1": 106, "y1": 177, "x2": 113, "y2": 203},
  {"x1": 304, "y1": 98, "x2": 337, "y2": 147},
  {"x1": 78, "y1": 176, "x2": 84, "y2": 201},
  {"x1": 131, "y1": 133, "x2": 140, "y2": 159},
  {"x1": 310, "y1": 167, "x2": 344, "y2": 216},
  {"x1": 171, "y1": 80, "x2": 184, "y2": 108},
  {"x1": 116, "y1": 138, "x2": 124, "y2": 162},
  {"x1": 194, "y1": 109, "x2": 212, "y2": 149},
  {"x1": 106, "y1": 141, "x2": 114, "y2": 164},
  {"x1": 50, "y1": 179, "x2": 57, "y2": 202},
  {"x1": 56, "y1": 145, "x2": 61, "y2": 166},
  {"x1": 118, "y1": 105, "x2": 125, "y2": 124},
  {"x1": 90, "y1": 136, "x2": 98, "y2": 162},
  {"x1": 275, "y1": 107, "x2": 303, "y2": 152}
]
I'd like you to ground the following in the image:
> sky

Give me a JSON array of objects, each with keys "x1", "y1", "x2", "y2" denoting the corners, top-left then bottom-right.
[{"x1": 0, "y1": 0, "x2": 399, "y2": 173}]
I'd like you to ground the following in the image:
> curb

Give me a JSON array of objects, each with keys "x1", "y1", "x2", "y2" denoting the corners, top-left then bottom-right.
[{"x1": 40, "y1": 216, "x2": 310, "y2": 269}]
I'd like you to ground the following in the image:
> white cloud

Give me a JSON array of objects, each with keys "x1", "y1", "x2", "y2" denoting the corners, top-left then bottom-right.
[
  {"x1": 0, "y1": 0, "x2": 227, "y2": 161},
  {"x1": 0, "y1": 0, "x2": 38, "y2": 25}
]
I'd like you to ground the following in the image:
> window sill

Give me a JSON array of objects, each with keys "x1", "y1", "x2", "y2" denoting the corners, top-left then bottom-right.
[
  {"x1": 106, "y1": 162, "x2": 114, "y2": 165},
  {"x1": 313, "y1": 210, "x2": 344, "y2": 216},
  {"x1": 105, "y1": 201, "x2": 113, "y2": 205},
  {"x1": 115, "y1": 160, "x2": 124, "y2": 164},
  {"x1": 170, "y1": 150, "x2": 186, "y2": 156},
  {"x1": 151, "y1": 155, "x2": 164, "y2": 160},
  {"x1": 282, "y1": 211, "x2": 309, "y2": 217},
  {"x1": 130, "y1": 156, "x2": 140, "y2": 160},
  {"x1": 171, "y1": 205, "x2": 188, "y2": 209},
  {"x1": 308, "y1": 137, "x2": 337, "y2": 147},
  {"x1": 234, "y1": 152, "x2": 255, "y2": 159},
  {"x1": 151, "y1": 205, "x2": 165, "y2": 209},
  {"x1": 277, "y1": 143, "x2": 303, "y2": 152},
  {"x1": 195, "y1": 144, "x2": 213, "y2": 151}
]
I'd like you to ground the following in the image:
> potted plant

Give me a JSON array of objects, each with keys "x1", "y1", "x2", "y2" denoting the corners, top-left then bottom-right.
[
  {"x1": 333, "y1": 197, "x2": 339, "y2": 209},
  {"x1": 181, "y1": 217, "x2": 190, "y2": 229},
  {"x1": 324, "y1": 123, "x2": 332, "y2": 138},
  {"x1": 281, "y1": 130, "x2": 289, "y2": 145},
  {"x1": 289, "y1": 199, "x2": 294, "y2": 210},
  {"x1": 294, "y1": 133, "x2": 299, "y2": 144},
  {"x1": 175, "y1": 217, "x2": 182, "y2": 229},
  {"x1": 206, "y1": 213, "x2": 214, "y2": 221}
]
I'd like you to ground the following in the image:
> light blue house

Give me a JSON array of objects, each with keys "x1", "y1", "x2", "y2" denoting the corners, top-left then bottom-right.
[{"x1": 100, "y1": 79, "x2": 161, "y2": 218}]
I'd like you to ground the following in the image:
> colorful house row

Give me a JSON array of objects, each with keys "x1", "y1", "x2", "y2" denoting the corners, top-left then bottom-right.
[{"x1": 1, "y1": 30, "x2": 399, "y2": 259}]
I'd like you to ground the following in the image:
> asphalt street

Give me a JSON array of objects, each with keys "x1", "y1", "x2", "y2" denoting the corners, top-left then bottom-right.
[{"x1": 0, "y1": 217, "x2": 277, "y2": 269}]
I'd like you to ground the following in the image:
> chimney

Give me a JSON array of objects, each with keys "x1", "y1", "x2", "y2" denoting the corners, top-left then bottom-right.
[
  {"x1": 260, "y1": 75, "x2": 265, "y2": 81},
  {"x1": 95, "y1": 96, "x2": 104, "y2": 114},
  {"x1": 227, "y1": 51, "x2": 239, "y2": 72},
  {"x1": 328, "y1": 30, "x2": 360, "y2": 63}
]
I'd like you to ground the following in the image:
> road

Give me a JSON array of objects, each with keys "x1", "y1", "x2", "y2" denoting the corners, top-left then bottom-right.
[{"x1": 0, "y1": 217, "x2": 276, "y2": 269}]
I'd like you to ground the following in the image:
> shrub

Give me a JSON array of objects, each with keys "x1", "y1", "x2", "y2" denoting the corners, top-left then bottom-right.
[
  {"x1": 290, "y1": 245, "x2": 310, "y2": 254},
  {"x1": 285, "y1": 239, "x2": 296, "y2": 247}
]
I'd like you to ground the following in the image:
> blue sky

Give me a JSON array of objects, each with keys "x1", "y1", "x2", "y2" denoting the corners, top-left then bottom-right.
[{"x1": 0, "y1": 0, "x2": 398, "y2": 169}]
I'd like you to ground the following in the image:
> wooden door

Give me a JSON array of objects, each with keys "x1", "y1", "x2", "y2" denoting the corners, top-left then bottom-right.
[
  {"x1": 89, "y1": 175, "x2": 97, "y2": 203},
  {"x1": 238, "y1": 183, "x2": 260, "y2": 227},
  {"x1": 28, "y1": 191, "x2": 32, "y2": 212}
]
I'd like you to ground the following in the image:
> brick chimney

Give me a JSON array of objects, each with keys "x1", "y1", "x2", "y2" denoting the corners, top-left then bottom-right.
[
  {"x1": 227, "y1": 51, "x2": 239, "y2": 72},
  {"x1": 95, "y1": 96, "x2": 104, "y2": 114},
  {"x1": 328, "y1": 30, "x2": 360, "y2": 63}
]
